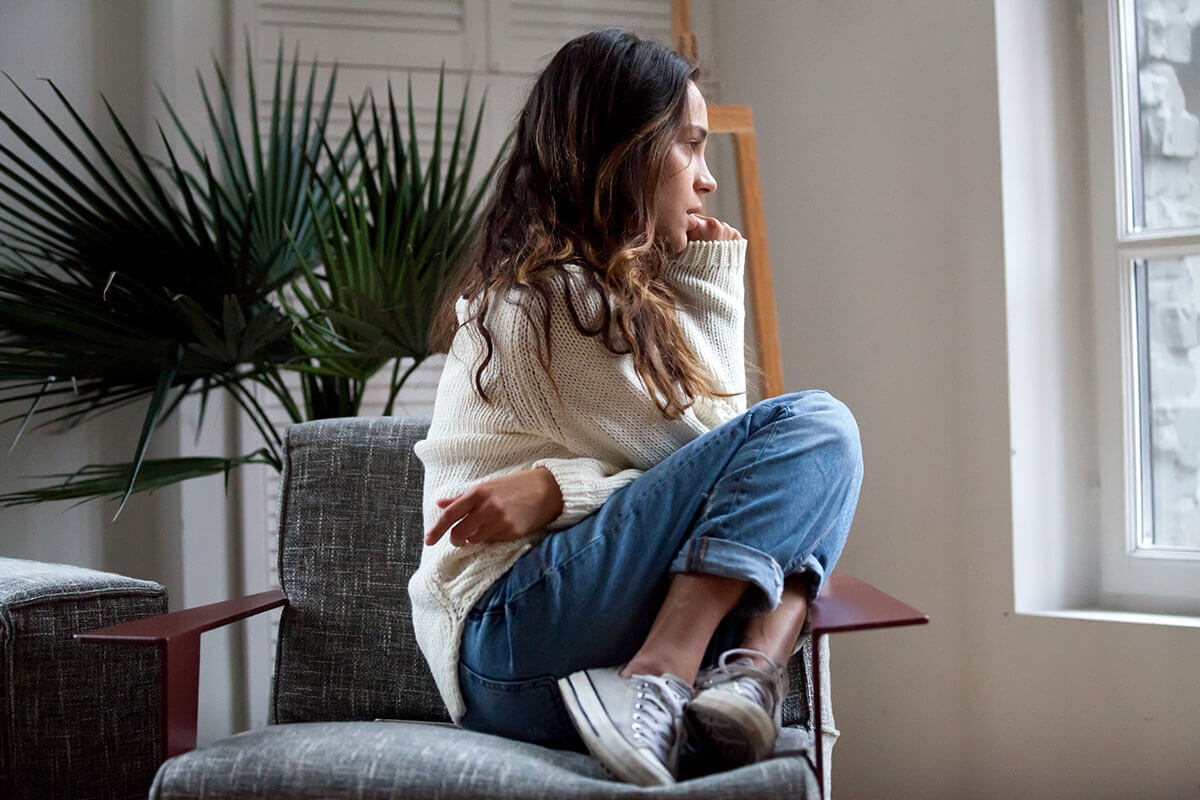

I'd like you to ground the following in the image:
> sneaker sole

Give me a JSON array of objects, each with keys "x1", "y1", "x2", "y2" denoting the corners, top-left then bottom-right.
[
  {"x1": 557, "y1": 672, "x2": 676, "y2": 786},
  {"x1": 688, "y1": 690, "x2": 777, "y2": 765}
]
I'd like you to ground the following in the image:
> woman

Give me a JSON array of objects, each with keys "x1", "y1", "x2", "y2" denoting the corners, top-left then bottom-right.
[{"x1": 409, "y1": 28, "x2": 862, "y2": 787}]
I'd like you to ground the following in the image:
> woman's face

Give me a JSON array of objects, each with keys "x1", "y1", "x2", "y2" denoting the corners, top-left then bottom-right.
[{"x1": 651, "y1": 81, "x2": 717, "y2": 255}]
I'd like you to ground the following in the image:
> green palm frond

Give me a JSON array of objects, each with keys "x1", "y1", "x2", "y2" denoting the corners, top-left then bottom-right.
[
  {"x1": 0, "y1": 42, "x2": 341, "y2": 513},
  {"x1": 0, "y1": 49, "x2": 508, "y2": 518},
  {"x1": 0, "y1": 449, "x2": 278, "y2": 508},
  {"x1": 286, "y1": 69, "x2": 507, "y2": 417},
  {"x1": 160, "y1": 38, "x2": 349, "y2": 293}
]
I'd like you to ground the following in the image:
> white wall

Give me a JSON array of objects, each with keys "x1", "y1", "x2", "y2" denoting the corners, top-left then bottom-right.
[{"x1": 713, "y1": 1, "x2": 1200, "y2": 797}]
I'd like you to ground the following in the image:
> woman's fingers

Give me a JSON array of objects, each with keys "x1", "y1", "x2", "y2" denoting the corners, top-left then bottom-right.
[
  {"x1": 425, "y1": 494, "x2": 474, "y2": 545},
  {"x1": 429, "y1": 492, "x2": 502, "y2": 547},
  {"x1": 424, "y1": 469, "x2": 560, "y2": 547},
  {"x1": 449, "y1": 515, "x2": 486, "y2": 547},
  {"x1": 687, "y1": 213, "x2": 742, "y2": 242}
]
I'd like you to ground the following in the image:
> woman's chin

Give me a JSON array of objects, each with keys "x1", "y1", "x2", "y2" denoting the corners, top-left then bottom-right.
[{"x1": 654, "y1": 230, "x2": 689, "y2": 255}]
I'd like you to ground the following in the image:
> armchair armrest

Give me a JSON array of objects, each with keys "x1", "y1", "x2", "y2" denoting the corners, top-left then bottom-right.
[
  {"x1": 808, "y1": 576, "x2": 928, "y2": 796},
  {"x1": 76, "y1": 588, "x2": 287, "y2": 759},
  {"x1": 809, "y1": 575, "x2": 929, "y2": 635}
]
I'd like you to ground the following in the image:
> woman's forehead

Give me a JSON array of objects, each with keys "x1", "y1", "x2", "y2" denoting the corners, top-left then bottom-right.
[{"x1": 684, "y1": 82, "x2": 708, "y2": 126}]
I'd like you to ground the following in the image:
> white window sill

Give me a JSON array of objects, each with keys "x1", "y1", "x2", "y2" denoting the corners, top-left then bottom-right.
[{"x1": 1019, "y1": 608, "x2": 1200, "y2": 629}]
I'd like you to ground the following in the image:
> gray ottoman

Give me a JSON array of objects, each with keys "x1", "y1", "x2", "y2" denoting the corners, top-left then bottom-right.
[{"x1": 0, "y1": 557, "x2": 166, "y2": 800}]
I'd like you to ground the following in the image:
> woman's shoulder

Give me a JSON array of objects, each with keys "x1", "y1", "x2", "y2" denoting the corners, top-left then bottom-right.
[
  {"x1": 454, "y1": 273, "x2": 620, "y2": 366},
  {"x1": 460, "y1": 264, "x2": 601, "y2": 321}
]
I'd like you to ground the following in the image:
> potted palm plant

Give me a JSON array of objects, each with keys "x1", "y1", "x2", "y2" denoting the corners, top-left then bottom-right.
[{"x1": 0, "y1": 42, "x2": 502, "y2": 516}]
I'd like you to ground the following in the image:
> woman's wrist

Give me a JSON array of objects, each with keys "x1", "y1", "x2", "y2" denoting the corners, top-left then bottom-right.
[
  {"x1": 534, "y1": 466, "x2": 565, "y2": 523},
  {"x1": 662, "y1": 238, "x2": 747, "y2": 285}
]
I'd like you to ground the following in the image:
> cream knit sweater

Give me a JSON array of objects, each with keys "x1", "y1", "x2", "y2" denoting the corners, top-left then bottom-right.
[{"x1": 408, "y1": 238, "x2": 748, "y2": 722}]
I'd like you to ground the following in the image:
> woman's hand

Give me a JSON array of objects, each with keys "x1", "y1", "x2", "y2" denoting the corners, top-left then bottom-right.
[
  {"x1": 687, "y1": 213, "x2": 742, "y2": 243},
  {"x1": 424, "y1": 466, "x2": 565, "y2": 547}
]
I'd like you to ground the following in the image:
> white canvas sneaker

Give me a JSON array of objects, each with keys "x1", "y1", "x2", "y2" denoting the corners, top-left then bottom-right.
[
  {"x1": 558, "y1": 667, "x2": 693, "y2": 786},
  {"x1": 688, "y1": 647, "x2": 787, "y2": 766}
]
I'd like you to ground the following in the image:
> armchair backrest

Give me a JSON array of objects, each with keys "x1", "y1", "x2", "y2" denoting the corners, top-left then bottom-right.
[{"x1": 272, "y1": 416, "x2": 449, "y2": 724}]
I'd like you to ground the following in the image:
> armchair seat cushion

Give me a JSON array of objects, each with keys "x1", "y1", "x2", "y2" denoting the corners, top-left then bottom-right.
[{"x1": 150, "y1": 721, "x2": 819, "y2": 799}]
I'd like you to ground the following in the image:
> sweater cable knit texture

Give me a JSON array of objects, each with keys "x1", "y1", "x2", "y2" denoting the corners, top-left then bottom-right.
[{"x1": 408, "y1": 238, "x2": 749, "y2": 721}]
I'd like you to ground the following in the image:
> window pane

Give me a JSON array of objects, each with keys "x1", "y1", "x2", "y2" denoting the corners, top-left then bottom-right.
[
  {"x1": 1141, "y1": 256, "x2": 1200, "y2": 549},
  {"x1": 1128, "y1": 0, "x2": 1200, "y2": 231}
]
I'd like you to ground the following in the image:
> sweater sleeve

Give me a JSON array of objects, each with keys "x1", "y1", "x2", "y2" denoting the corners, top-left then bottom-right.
[
  {"x1": 661, "y1": 238, "x2": 749, "y2": 426},
  {"x1": 529, "y1": 457, "x2": 643, "y2": 530},
  {"x1": 485, "y1": 274, "x2": 708, "y2": 531}
]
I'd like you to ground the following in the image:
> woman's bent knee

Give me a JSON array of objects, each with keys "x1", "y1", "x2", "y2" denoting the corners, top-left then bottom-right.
[{"x1": 785, "y1": 391, "x2": 862, "y2": 468}]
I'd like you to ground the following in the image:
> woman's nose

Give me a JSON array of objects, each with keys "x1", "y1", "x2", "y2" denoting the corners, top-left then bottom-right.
[{"x1": 696, "y1": 162, "x2": 717, "y2": 194}]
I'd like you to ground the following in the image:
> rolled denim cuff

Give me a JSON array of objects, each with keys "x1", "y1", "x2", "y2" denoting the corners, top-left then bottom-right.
[
  {"x1": 792, "y1": 553, "x2": 829, "y2": 601},
  {"x1": 670, "y1": 536, "x2": 785, "y2": 616}
]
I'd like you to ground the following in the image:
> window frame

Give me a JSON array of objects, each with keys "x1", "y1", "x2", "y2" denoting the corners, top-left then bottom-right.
[{"x1": 1087, "y1": 0, "x2": 1200, "y2": 616}]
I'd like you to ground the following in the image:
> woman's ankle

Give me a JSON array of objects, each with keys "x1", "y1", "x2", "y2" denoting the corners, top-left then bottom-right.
[
  {"x1": 729, "y1": 642, "x2": 784, "y2": 671},
  {"x1": 620, "y1": 651, "x2": 696, "y2": 682}
]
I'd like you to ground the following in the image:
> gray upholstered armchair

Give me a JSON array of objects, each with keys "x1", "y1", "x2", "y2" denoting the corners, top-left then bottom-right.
[{"x1": 83, "y1": 417, "x2": 924, "y2": 799}]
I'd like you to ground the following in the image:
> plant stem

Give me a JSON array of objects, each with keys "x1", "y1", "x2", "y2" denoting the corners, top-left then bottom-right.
[{"x1": 383, "y1": 356, "x2": 423, "y2": 416}]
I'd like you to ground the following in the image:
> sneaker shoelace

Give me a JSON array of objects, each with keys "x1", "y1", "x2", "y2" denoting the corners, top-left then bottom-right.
[
  {"x1": 697, "y1": 648, "x2": 785, "y2": 715},
  {"x1": 629, "y1": 673, "x2": 690, "y2": 764}
]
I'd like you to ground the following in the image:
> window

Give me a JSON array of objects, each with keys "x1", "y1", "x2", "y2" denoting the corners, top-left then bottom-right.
[{"x1": 1086, "y1": 0, "x2": 1200, "y2": 614}]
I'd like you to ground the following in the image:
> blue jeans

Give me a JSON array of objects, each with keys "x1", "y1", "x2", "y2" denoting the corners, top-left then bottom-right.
[{"x1": 458, "y1": 390, "x2": 863, "y2": 747}]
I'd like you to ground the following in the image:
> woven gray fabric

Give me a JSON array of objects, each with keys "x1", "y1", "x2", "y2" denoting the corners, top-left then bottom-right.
[
  {"x1": 784, "y1": 634, "x2": 837, "y2": 739},
  {"x1": 783, "y1": 634, "x2": 814, "y2": 728},
  {"x1": 786, "y1": 633, "x2": 837, "y2": 797},
  {"x1": 150, "y1": 721, "x2": 819, "y2": 799},
  {"x1": 0, "y1": 557, "x2": 166, "y2": 800},
  {"x1": 273, "y1": 417, "x2": 449, "y2": 724}
]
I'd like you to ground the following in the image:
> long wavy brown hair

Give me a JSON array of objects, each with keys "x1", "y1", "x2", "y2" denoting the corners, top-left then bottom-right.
[{"x1": 429, "y1": 28, "x2": 743, "y2": 420}]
